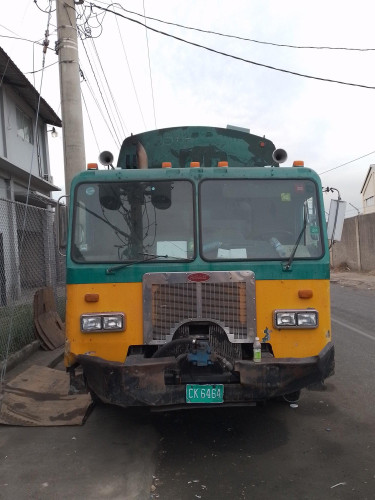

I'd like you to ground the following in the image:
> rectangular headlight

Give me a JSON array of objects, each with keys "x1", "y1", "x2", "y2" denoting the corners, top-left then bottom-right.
[
  {"x1": 81, "y1": 313, "x2": 125, "y2": 333},
  {"x1": 297, "y1": 312, "x2": 318, "y2": 327},
  {"x1": 81, "y1": 315, "x2": 102, "y2": 331},
  {"x1": 275, "y1": 312, "x2": 296, "y2": 327},
  {"x1": 274, "y1": 309, "x2": 318, "y2": 329},
  {"x1": 103, "y1": 315, "x2": 124, "y2": 330}
]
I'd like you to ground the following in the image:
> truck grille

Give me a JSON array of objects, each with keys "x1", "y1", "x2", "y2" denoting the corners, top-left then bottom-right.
[{"x1": 143, "y1": 271, "x2": 256, "y2": 344}]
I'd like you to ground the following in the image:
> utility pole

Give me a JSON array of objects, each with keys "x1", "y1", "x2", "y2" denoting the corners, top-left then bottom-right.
[{"x1": 56, "y1": 0, "x2": 86, "y2": 195}]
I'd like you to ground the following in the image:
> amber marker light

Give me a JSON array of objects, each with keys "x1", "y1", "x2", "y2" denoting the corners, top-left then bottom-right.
[
  {"x1": 298, "y1": 290, "x2": 313, "y2": 299},
  {"x1": 217, "y1": 161, "x2": 228, "y2": 167},
  {"x1": 87, "y1": 163, "x2": 98, "y2": 170},
  {"x1": 162, "y1": 162, "x2": 172, "y2": 168},
  {"x1": 190, "y1": 161, "x2": 200, "y2": 168},
  {"x1": 293, "y1": 161, "x2": 304, "y2": 167},
  {"x1": 85, "y1": 293, "x2": 99, "y2": 302}
]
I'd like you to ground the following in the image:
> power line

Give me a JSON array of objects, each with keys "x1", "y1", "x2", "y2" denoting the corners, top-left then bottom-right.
[
  {"x1": 24, "y1": 60, "x2": 59, "y2": 74},
  {"x1": 91, "y1": 3, "x2": 375, "y2": 90},
  {"x1": 88, "y1": 35, "x2": 129, "y2": 137},
  {"x1": 78, "y1": 36, "x2": 122, "y2": 147},
  {"x1": 64, "y1": 3, "x2": 123, "y2": 147},
  {"x1": 113, "y1": 9, "x2": 147, "y2": 130},
  {"x1": 319, "y1": 150, "x2": 375, "y2": 175},
  {"x1": 81, "y1": 88, "x2": 100, "y2": 151},
  {"x1": 96, "y1": 2, "x2": 375, "y2": 53},
  {"x1": 0, "y1": 33, "x2": 54, "y2": 50},
  {"x1": 142, "y1": 0, "x2": 157, "y2": 129},
  {"x1": 81, "y1": 70, "x2": 121, "y2": 146}
]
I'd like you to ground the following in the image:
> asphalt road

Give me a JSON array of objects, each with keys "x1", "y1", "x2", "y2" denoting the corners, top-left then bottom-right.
[{"x1": 1, "y1": 283, "x2": 374, "y2": 500}]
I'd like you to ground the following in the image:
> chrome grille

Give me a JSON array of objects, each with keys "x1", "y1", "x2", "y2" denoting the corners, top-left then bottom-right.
[{"x1": 143, "y1": 271, "x2": 256, "y2": 344}]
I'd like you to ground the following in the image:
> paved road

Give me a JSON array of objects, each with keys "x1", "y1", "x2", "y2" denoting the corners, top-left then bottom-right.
[{"x1": 1, "y1": 283, "x2": 374, "y2": 500}]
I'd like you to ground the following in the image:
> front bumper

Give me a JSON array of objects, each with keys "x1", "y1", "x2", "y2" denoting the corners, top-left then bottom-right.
[{"x1": 77, "y1": 342, "x2": 334, "y2": 408}]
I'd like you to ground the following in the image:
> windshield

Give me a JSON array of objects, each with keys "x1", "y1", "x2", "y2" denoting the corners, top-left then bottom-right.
[
  {"x1": 72, "y1": 180, "x2": 195, "y2": 263},
  {"x1": 200, "y1": 179, "x2": 323, "y2": 260}
]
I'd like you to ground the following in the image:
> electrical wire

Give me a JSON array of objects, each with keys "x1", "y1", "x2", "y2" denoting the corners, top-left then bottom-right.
[
  {"x1": 81, "y1": 71, "x2": 121, "y2": 146},
  {"x1": 319, "y1": 150, "x2": 375, "y2": 175},
  {"x1": 33, "y1": 0, "x2": 56, "y2": 14},
  {"x1": 142, "y1": 0, "x2": 157, "y2": 129},
  {"x1": 75, "y1": 3, "x2": 130, "y2": 143},
  {"x1": 91, "y1": 1, "x2": 375, "y2": 52},
  {"x1": 0, "y1": 33, "x2": 46, "y2": 46},
  {"x1": 76, "y1": 1, "x2": 106, "y2": 39},
  {"x1": 24, "y1": 60, "x2": 59, "y2": 74},
  {"x1": 113, "y1": 6, "x2": 147, "y2": 130},
  {"x1": 74, "y1": 21, "x2": 122, "y2": 147},
  {"x1": 90, "y1": 4, "x2": 375, "y2": 90},
  {"x1": 89, "y1": 36, "x2": 128, "y2": 137},
  {"x1": 76, "y1": 1, "x2": 148, "y2": 131},
  {"x1": 81, "y1": 88, "x2": 100, "y2": 151}
]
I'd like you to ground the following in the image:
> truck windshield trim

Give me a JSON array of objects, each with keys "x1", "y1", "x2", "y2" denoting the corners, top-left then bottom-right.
[
  {"x1": 71, "y1": 179, "x2": 196, "y2": 264},
  {"x1": 199, "y1": 178, "x2": 324, "y2": 262}
]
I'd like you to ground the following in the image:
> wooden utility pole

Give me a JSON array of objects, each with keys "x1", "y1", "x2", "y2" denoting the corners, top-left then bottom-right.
[{"x1": 56, "y1": 0, "x2": 86, "y2": 195}]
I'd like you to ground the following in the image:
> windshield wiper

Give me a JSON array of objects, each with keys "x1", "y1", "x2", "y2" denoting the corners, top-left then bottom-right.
[
  {"x1": 283, "y1": 208, "x2": 308, "y2": 271},
  {"x1": 106, "y1": 253, "x2": 191, "y2": 274},
  {"x1": 106, "y1": 254, "x2": 168, "y2": 274}
]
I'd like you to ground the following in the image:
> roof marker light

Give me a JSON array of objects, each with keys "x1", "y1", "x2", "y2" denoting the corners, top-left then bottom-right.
[
  {"x1": 293, "y1": 161, "x2": 304, "y2": 167},
  {"x1": 190, "y1": 161, "x2": 200, "y2": 168},
  {"x1": 87, "y1": 163, "x2": 98, "y2": 170},
  {"x1": 217, "y1": 161, "x2": 228, "y2": 167},
  {"x1": 162, "y1": 162, "x2": 172, "y2": 168}
]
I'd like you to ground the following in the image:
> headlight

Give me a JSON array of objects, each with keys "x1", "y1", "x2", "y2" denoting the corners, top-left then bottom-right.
[
  {"x1": 274, "y1": 309, "x2": 318, "y2": 329},
  {"x1": 275, "y1": 312, "x2": 297, "y2": 327},
  {"x1": 297, "y1": 312, "x2": 318, "y2": 327},
  {"x1": 81, "y1": 313, "x2": 125, "y2": 332},
  {"x1": 103, "y1": 315, "x2": 124, "y2": 330},
  {"x1": 81, "y1": 316, "x2": 102, "y2": 331}
]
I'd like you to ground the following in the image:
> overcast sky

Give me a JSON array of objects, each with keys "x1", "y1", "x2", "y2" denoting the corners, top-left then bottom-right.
[{"x1": 1, "y1": 0, "x2": 375, "y2": 216}]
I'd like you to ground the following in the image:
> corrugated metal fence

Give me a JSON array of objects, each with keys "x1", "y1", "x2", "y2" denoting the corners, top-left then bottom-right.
[{"x1": 0, "y1": 198, "x2": 65, "y2": 362}]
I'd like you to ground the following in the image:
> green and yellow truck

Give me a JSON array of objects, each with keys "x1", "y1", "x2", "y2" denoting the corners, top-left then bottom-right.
[{"x1": 63, "y1": 126, "x2": 334, "y2": 409}]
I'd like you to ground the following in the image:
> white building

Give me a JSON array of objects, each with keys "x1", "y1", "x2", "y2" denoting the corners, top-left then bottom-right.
[
  {"x1": 0, "y1": 46, "x2": 61, "y2": 205},
  {"x1": 0, "y1": 46, "x2": 62, "y2": 304},
  {"x1": 361, "y1": 165, "x2": 375, "y2": 215}
]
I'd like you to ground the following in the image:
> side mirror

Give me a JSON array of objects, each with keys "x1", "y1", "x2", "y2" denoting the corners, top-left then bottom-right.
[
  {"x1": 99, "y1": 184, "x2": 122, "y2": 210},
  {"x1": 151, "y1": 183, "x2": 172, "y2": 210},
  {"x1": 327, "y1": 199, "x2": 346, "y2": 242},
  {"x1": 57, "y1": 196, "x2": 69, "y2": 255}
]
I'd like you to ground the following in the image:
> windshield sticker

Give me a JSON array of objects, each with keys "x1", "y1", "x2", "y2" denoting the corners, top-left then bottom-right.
[{"x1": 281, "y1": 193, "x2": 291, "y2": 202}]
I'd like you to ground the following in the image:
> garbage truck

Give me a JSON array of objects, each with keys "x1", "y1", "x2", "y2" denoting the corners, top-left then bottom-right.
[{"x1": 62, "y1": 125, "x2": 335, "y2": 409}]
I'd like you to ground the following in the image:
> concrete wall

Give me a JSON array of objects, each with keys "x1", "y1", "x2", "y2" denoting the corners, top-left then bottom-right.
[{"x1": 331, "y1": 213, "x2": 375, "y2": 272}]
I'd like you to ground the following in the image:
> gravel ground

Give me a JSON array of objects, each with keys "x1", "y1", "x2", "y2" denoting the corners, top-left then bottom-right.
[{"x1": 330, "y1": 270, "x2": 375, "y2": 290}]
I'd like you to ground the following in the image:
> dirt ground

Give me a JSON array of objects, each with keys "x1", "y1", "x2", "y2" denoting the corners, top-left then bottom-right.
[{"x1": 330, "y1": 269, "x2": 375, "y2": 290}]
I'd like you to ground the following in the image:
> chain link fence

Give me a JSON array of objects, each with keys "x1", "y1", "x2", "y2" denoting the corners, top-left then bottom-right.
[{"x1": 0, "y1": 198, "x2": 65, "y2": 362}]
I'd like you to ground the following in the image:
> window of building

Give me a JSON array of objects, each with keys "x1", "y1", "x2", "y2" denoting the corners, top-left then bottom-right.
[{"x1": 16, "y1": 108, "x2": 34, "y2": 144}]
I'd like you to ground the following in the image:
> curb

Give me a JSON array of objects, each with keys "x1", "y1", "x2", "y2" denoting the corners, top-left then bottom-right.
[
  {"x1": 0, "y1": 340, "x2": 40, "y2": 374},
  {"x1": 1, "y1": 343, "x2": 65, "y2": 379}
]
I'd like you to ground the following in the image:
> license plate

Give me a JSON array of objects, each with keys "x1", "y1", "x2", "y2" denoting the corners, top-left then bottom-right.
[{"x1": 186, "y1": 384, "x2": 224, "y2": 404}]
